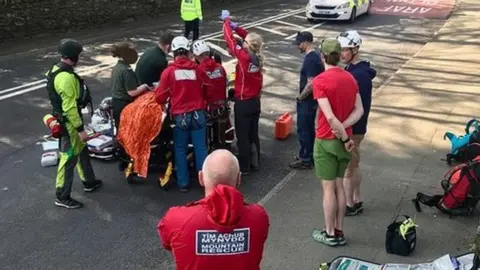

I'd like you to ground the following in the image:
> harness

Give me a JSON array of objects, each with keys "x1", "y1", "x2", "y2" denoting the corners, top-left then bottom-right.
[
  {"x1": 45, "y1": 63, "x2": 93, "y2": 122},
  {"x1": 207, "y1": 100, "x2": 229, "y2": 120}
]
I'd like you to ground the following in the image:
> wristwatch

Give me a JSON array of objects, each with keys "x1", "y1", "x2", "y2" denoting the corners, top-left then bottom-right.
[{"x1": 341, "y1": 137, "x2": 351, "y2": 143}]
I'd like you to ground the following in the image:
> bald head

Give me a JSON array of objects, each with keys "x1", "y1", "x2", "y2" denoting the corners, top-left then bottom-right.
[{"x1": 201, "y1": 150, "x2": 240, "y2": 188}]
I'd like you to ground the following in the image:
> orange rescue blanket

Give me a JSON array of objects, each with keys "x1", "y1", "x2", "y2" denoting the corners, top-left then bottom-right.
[{"x1": 117, "y1": 92, "x2": 164, "y2": 178}]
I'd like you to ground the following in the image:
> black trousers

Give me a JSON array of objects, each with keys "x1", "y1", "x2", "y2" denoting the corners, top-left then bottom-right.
[
  {"x1": 184, "y1": 18, "x2": 200, "y2": 41},
  {"x1": 234, "y1": 98, "x2": 261, "y2": 172},
  {"x1": 207, "y1": 108, "x2": 229, "y2": 150}
]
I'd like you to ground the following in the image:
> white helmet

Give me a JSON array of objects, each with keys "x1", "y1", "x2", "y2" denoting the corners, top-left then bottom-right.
[
  {"x1": 337, "y1": 30, "x2": 362, "y2": 48},
  {"x1": 171, "y1": 36, "x2": 190, "y2": 52},
  {"x1": 192, "y1": 40, "x2": 210, "y2": 56}
]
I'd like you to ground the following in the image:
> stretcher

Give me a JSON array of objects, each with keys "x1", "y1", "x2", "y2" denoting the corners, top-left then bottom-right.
[
  {"x1": 108, "y1": 75, "x2": 237, "y2": 188},
  {"x1": 319, "y1": 252, "x2": 477, "y2": 270}
]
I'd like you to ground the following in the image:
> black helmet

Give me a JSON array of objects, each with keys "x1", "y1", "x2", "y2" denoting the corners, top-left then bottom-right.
[{"x1": 58, "y1": 38, "x2": 83, "y2": 61}]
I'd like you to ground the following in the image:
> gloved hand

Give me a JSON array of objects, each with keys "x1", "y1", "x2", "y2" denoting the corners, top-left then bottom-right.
[
  {"x1": 221, "y1": 10, "x2": 230, "y2": 21},
  {"x1": 230, "y1": 21, "x2": 238, "y2": 30},
  {"x1": 199, "y1": 17, "x2": 203, "y2": 23}
]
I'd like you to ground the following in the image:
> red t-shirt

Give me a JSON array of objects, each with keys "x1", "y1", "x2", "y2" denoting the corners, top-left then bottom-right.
[{"x1": 313, "y1": 67, "x2": 359, "y2": 139}]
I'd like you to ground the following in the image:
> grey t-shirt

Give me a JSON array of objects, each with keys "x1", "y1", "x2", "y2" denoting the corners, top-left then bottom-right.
[{"x1": 110, "y1": 60, "x2": 140, "y2": 102}]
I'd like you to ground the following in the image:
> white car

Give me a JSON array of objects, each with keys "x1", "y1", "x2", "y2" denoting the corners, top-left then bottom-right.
[{"x1": 306, "y1": 0, "x2": 371, "y2": 23}]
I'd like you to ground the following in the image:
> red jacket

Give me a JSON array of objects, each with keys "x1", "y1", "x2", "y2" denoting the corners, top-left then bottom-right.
[
  {"x1": 158, "y1": 184, "x2": 270, "y2": 270},
  {"x1": 155, "y1": 57, "x2": 206, "y2": 115},
  {"x1": 223, "y1": 19, "x2": 263, "y2": 101},
  {"x1": 197, "y1": 57, "x2": 227, "y2": 109}
]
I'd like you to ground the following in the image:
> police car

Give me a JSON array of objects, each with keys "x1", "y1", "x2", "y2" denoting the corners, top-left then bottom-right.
[{"x1": 305, "y1": 0, "x2": 372, "y2": 23}]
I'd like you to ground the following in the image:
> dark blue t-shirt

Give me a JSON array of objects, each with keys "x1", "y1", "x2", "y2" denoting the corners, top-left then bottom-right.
[{"x1": 299, "y1": 50, "x2": 324, "y2": 100}]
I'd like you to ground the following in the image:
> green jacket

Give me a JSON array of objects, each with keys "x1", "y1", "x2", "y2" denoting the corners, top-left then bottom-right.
[
  {"x1": 181, "y1": 0, "x2": 202, "y2": 21},
  {"x1": 46, "y1": 65, "x2": 83, "y2": 131}
]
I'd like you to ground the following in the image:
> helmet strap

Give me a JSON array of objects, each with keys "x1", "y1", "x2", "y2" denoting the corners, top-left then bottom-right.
[{"x1": 346, "y1": 47, "x2": 359, "y2": 64}]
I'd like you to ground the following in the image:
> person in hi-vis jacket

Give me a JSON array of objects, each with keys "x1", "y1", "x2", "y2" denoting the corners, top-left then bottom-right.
[{"x1": 181, "y1": 0, "x2": 203, "y2": 41}]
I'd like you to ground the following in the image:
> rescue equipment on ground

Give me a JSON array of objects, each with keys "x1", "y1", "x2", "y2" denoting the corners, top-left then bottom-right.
[
  {"x1": 87, "y1": 134, "x2": 114, "y2": 160},
  {"x1": 413, "y1": 155, "x2": 480, "y2": 216},
  {"x1": 43, "y1": 114, "x2": 62, "y2": 138},
  {"x1": 444, "y1": 118, "x2": 480, "y2": 165},
  {"x1": 385, "y1": 215, "x2": 417, "y2": 256},
  {"x1": 40, "y1": 139, "x2": 59, "y2": 167},
  {"x1": 275, "y1": 112, "x2": 294, "y2": 140},
  {"x1": 319, "y1": 253, "x2": 474, "y2": 270},
  {"x1": 159, "y1": 161, "x2": 174, "y2": 189}
]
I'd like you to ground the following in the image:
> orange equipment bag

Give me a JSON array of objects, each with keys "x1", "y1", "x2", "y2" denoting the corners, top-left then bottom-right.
[{"x1": 274, "y1": 112, "x2": 293, "y2": 140}]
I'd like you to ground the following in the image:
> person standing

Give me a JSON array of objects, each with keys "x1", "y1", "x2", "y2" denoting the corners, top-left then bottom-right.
[
  {"x1": 135, "y1": 31, "x2": 174, "y2": 87},
  {"x1": 222, "y1": 10, "x2": 264, "y2": 175},
  {"x1": 155, "y1": 36, "x2": 208, "y2": 192},
  {"x1": 192, "y1": 39, "x2": 229, "y2": 149},
  {"x1": 158, "y1": 150, "x2": 270, "y2": 270},
  {"x1": 289, "y1": 31, "x2": 325, "y2": 170},
  {"x1": 311, "y1": 38, "x2": 364, "y2": 247},
  {"x1": 110, "y1": 41, "x2": 150, "y2": 174},
  {"x1": 337, "y1": 30, "x2": 377, "y2": 216},
  {"x1": 181, "y1": 0, "x2": 203, "y2": 41},
  {"x1": 45, "y1": 38, "x2": 102, "y2": 209}
]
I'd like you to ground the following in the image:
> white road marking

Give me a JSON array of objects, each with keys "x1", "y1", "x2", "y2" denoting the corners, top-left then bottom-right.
[
  {"x1": 206, "y1": 42, "x2": 231, "y2": 58},
  {"x1": 293, "y1": 14, "x2": 306, "y2": 19},
  {"x1": 284, "y1": 22, "x2": 325, "y2": 40},
  {"x1": 254, "y1": 26, "x2": 289, "y2": 36},
  {"x1": 276, "y1": 20, "x2": 305, "y2": 29},
  {"x1": 200, "y1": 8, "x2": 305, "y2": 40},
  {"x1": 208, "y1": 38, "x2": 225, "y2": 43},
  {"x1": 0, "y1": 63, "x2": 113, "y2": 95},
  {"x1": 0, "y1": 8, "x2": 305, "y2": 100},
  {"x1": 258, "y1": 170, "x2": 297, "y2": 206}
]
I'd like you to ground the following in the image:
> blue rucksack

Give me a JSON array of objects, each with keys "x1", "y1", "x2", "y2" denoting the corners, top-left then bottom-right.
[{"x1": 444, "y1": 118, "x2": 480, "y2": 165}]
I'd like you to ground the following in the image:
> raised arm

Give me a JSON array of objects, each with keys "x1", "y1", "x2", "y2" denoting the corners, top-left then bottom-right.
[{"x1": 223, "y1": 18, "x2": 248, "y2": 60}]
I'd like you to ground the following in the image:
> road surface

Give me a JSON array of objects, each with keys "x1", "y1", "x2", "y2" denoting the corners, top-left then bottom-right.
[{"x1": 0, "y1": 0, "x2": 455, "y2": 269}]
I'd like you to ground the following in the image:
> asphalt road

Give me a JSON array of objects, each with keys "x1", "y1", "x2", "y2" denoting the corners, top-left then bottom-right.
[{"x1": 0, "y1": 0, "x2": 452, "y2": 269}]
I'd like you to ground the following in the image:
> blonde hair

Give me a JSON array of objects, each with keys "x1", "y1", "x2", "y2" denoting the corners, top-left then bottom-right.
[{"x1": 245, "y1": 33, "x2": 265, "y2": 73}]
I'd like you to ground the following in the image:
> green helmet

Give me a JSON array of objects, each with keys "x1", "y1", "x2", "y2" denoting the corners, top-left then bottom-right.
[{"x1": 58, "y1": 38, "x2": 83, "y2": 61}]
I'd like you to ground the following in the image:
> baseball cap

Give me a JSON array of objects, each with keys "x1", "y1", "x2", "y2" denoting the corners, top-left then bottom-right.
[
  {"x1": 320, "y1": 38, "x2": 342, "y2": 55},
  {"x1": 293, "y1": 31, "x2": 314, "y2": 45}
]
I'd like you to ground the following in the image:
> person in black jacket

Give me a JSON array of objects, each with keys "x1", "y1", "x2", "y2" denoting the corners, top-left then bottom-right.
[
  {"x1": 337, "y1": 30, "x2": 377, "y2": 216},
  {"x1": 136, "y1": 31, "x2": 174, "y2": 87}
]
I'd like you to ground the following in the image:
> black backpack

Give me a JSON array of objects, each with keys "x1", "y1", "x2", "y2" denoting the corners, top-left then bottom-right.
[
  {"x1": 385, "y1": 215, "x2": 417, "y2": 256},
  {"x1": 46, "y1": 63, "x2": 93, "y2": 118},
  {"x1": 446, "y1": 142, "x2": 480, "y2": 166}
]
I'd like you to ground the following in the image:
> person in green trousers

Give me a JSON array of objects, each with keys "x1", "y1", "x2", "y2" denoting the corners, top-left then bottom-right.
[{"x1": 45, "y1": 39, "x2": 102, "y2": 209}]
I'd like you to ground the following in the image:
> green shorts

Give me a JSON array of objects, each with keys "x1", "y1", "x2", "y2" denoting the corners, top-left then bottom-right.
[{"x1": 313, "y1": 138, "x2": 352, "y2": 180}]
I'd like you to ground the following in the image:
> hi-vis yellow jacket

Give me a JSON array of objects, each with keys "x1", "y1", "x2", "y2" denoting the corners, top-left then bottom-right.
[
  {"x1": 181, "y1": 0, "x2": 203, "y2": 21},
  {"x1": 350, "y1": 0, "x2": 366, "y2": 7}
]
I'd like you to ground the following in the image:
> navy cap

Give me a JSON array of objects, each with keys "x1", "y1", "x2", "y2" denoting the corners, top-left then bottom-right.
[{"x1": 293, "y1": 31, "x2": 314, "y2": 45}]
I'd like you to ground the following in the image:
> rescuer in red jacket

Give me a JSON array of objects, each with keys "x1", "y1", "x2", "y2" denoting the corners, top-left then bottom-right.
[
  {"x1": 192, "y1": 39, "x2": 229, "y2": 149},
  {"x1": 155, "y1": 36, "x2": 207, "y2": 192},
  {"x1": 222, "y1": 10, "x2": 264, "y2": 175},
  {"x1": 158, "y1": 149, "x2": 270, "y2": 270}
]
